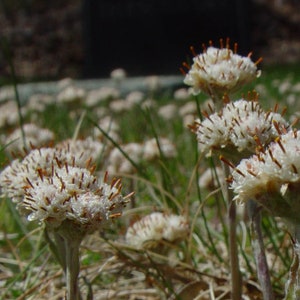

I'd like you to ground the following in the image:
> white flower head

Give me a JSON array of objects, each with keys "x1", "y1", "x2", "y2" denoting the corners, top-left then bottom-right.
[
  {"x1": 179, "y1": 102, "x2": 197, "y2": 117},
  {"x1": 109, "y1": 99, "x2": 132, "y2": 113},
  {"x1": 144, "y1": 76, "x2": 160, "y2": 91},
  {"x1": 183, "y1": 39, "x2": 262, "y2": 99},
  {"x1": 55, "y1": 137, "x2": 105, "y2": 166},
  {"x1": 223, "y1": 100, "x2": 289, "y2": 152},
  {"x1": 193, "y1": 99, "x2": 289, "y2": 157},
  {"x1": 26, "y1": 94, "x2": 54, "y2": 112},
  {"x1": 0, "y1": 148, "x2": 58, "y2": 202},
  {"x1": 68, "y1": 174, "x2": 130, "y2": 233},
  {"x1": 126, "y1": 212, "x2": 189, "y2": 249},
  {"x1": 86, "y1": 87, "x2": 120, "y2": 107},
  {"x1": 57, "y1": 86, "x2": 86, "y2": 104},
  {"x1": 231, "y1": 130, "x2": 300, "y2": 222},
  {"x1": 193, "y1": 113, "x2": 229, "y2": 155},
  {"x1": 57, "y1": 78, "x2": 74, "y2": 90},
  {"x1": 107, "y1": 143, "x2": 143, "y2": 175},
  {"x1": 173, "y1": 88, "x2": 190, "y2": 101},
  {"x1": 125, "y1": 91, "x2": 145, "y2": 105},
  {"x1": 93, "y1": 116, "x2": 120, "y2": 144},
  {"x1": 198, "y1": 166, "x2": 225, "y2": 190},
  {"x1": 22, "y1": 163, "x2": 131, "y2": 231},
  {"x1": 0, "y1": 86, "x2": 14, "y2": 103},
  {"x1": 23, "y1": 180, "x2": 71, "y2": 227},
  {"x1": 158, "y1": 104, "x2": 178, "y2": 120},
  {"x1": 110, "y1": 68, "x2": 127, "y2": 80},
  {"x1": 1, "y1": 147, "x2": 133, "y2": 232},
  {"x1": 143, "y1": 137, "x2": 177, "y2": 161},
  {"x1": 4, "y1": 124, "x2": 55, "y2": 154},
  {"x1": 0, "y1": 101, "x2": 27, "y2": 129}
]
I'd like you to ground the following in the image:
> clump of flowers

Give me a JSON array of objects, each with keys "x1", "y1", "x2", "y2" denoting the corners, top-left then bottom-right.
[
  {"x1": 143, "y1": 137, "x2": 177, "y2": 161},
  {"x1": 110, "y1": 68, "x2": 127, "y2": 81},
  {"x1": 0, "y1": 101, "x2": 27, "y2": 129},
  {"x1": 0, "y1": 148, "x2": 59, "y2": 203},
  {"x1": 229, "y1": 129, "x2": 300, "y2": 298},
  {"x1": 57, "y1": 85, "x2": 86, "y2": 105},
  {"x1": 93, "y1": 116, "x2": 121, "y2": 145},
  {"x1": 230, "y1": 129, "x2": 300, "y2": 223},
  {"x1": 23, "y1": 166, "x2": 130, "y2": 232},
  {"x1": 107, "y1": 142, "x2": 143, "y2": 175},
  {"x1": 0, "y1": 147, "x2": 131, "y2": 226},
  {"x1": 4, "y1": 123, "x2": 55, "y2": 154},
  {"x1": 198, "y1": 166, "x2": 225, "y2": 190},
  {"x1": 0, "y1": 146, "x2": 133, "y2": 300},
  {"x1": 26, "y1": 94, "x2": 55, "y2": 113},
  {"x1": 182, "y1": 39, "x2": 262, "y2": 104},
  {"x1": 125, "y1": 212, "x2": 189, "y2": 250},
  {"x1": 56, "y1": 137, "x2": 107, "y2": 166},
  {"x1": 191, "y1": 98, "x2": 289, "y2": 161},
  {"x1": 86, "y1": 87, "x2": 120, "y2": 107}
]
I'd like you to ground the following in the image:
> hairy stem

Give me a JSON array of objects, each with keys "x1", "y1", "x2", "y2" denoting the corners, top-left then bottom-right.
[
  {"x1": 248, "y1": 201, "x2": 274, "y2": 300},
  {"x1": 285, "y1": 224, "x2": 300, "y2": 300},
  {"x1": 222, "y1": 162, "x2": 242, "y2": 300},
  {"x1": 64, "y1": 237, "x2": 82, "y2": 300}
]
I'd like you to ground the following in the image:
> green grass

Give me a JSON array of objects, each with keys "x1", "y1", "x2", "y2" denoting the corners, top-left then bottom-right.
[{"x1": 0, "y1": 64, "x2": 300, "y2": 299}]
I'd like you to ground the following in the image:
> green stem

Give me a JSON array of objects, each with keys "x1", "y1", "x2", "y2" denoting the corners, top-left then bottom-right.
[
  {"x1": 222, "y1": 162, "x2": 242, "y2": 300},
  {"x1": 285, "y1": 224, "x2": 300, "y2": 300},
  {"x1": 44, "y1": 229, "x2": 67, "y2": 272},
  {"x1": 64, "y1": 237, "x2": 82, "y2": 300},
  {"x1": 56, "y1": 222, "x2": 84, "y2": 300},
  {"x1": 247, "y1": 200, "x2": 274, "y2": 300}
]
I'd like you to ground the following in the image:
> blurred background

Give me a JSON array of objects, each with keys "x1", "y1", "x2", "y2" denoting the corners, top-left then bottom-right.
[{"x1": 0, "y1": 0, "x2": 300, "y2": 81}]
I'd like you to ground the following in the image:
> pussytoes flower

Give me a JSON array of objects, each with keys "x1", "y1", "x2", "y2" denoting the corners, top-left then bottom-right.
[
  {"x1": 107, "y1": 143, "x2": 144, "y2": 175},
  {"x1": 56, "y1": 137, "x2": 106, "y2": 166},
  {"x1": 57, "y1": 85, "x2": 86, "y2": 105},
  {"x1": 86, "y1": 87, "x2": 120, "y2": 107},
  {"x1": 142, "y1": 137, "x2": 177, "y2": 161},
  {"x1": 125, "y1": 212, "x2": 189, "y2": 249},
  {"x1": 4, "y1": 123, "x2": 55, "y2": 153},
  {"x1": 22, "y1": 166, "x2": 131, "y2": 231},
  {"x1": 110, "y1": 68, "x2": 127, "y2": 80},
  {"x1": 183, "y1": 39, "x2": 261, "y2": 100},
  {"x1": 230, "y1": 130, "x2": 300, "y2": 223},
  {"x1": 0, "y1": 147, "x2": 132, "y2": 231},
  {"x1": 0, "y1": 148, "x2": 58, "y2": 202},
  {"x1": 192, "y1": 99, "x2": 289, "y2": 159}
]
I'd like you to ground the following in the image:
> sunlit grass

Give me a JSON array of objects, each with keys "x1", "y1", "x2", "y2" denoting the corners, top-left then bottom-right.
[{"x1": 0, "y1": 64, "x2": 300, "y2": 299}]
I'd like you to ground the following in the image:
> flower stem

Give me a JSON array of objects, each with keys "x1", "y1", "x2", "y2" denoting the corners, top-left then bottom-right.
[
  {"x1": 247, "y1": 200, "x2": 274, "y2": 300},
  {"x1": 56, "y1": 222, "x2": 84, "y2": 300},
  {"x1": 64, "y1": 237, "x2": 82, "y2": 300},
  {"x1": 285, "y1": 224, "x2": 300, "y2": 300},
  {"x1": 222, "y1": 162, "x2": 242, "y2": 300}
]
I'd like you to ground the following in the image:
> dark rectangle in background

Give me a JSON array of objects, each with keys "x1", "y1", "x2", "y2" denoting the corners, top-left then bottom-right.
[{"x1": 82, "y1": 0, "x2": 251, "y2": 78}]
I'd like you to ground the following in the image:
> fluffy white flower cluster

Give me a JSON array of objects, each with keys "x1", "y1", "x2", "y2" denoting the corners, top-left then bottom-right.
[
  {"x1": 86, "y1": 87, "x2": 120, "y2": 107},
  {"x1": 184, "y1": 45, "x2": 261, "y2": 97},
  {"x1": 4, "y1": 123, "x2": 55, "y2": 154},
  {"x1": 0, "y1": 101, "x2": 27, "y2": 129},
  {"x1": 0, "y1": 148, "x2": 59, "y2": 203},
  {"x1": 56, "y1": 137, "x2": 106, "y2": 166},
  {"x1": 143, "y1": 138, "x2": 177, "y2": 161},
  {"x1": 231, "y1": 130, "x2": 300, "y2": 222},
  {"x1": 23, "y1": 167, "x2": 129, "y2": 232},
  {"x1": 57, "y1": 86, "x2": 86, "y2": 104},
  {"x1": 125, "y1": 212, "x2": 189, "y2": 249},
  {"x1": 194, "y1": 99, "x2": 289, "y2": 156},
  {"x1": 0, "y1": 147, "x2": 132, "y2": 232},
  {"x1": 107, "y1": 138, "x2": 177, "y2": 175}
]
